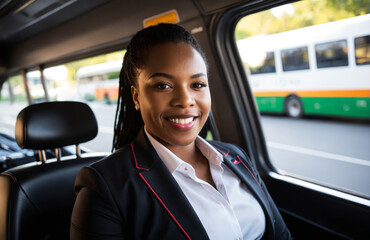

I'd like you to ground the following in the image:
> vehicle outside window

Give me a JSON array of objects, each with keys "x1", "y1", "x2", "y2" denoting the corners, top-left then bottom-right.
[
  {"x1": 235, "y1": 0, "x2": 370, "y2": 198},
  {"x1": 75, "y1": 60, "x2": 121, "y2": 103}
]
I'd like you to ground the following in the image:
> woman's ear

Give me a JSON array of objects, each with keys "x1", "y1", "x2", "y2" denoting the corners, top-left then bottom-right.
[{"x1": 131, "y1": 85, "x2": 140, "y2": 110}]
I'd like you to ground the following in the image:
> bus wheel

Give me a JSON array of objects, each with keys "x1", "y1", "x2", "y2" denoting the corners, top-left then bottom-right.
[{"x1": 285, "y1": 96, "x2": 303, "y2": 118}]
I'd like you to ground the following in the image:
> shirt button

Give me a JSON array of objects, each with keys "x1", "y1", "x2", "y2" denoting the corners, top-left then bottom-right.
[{"x1": 184, "y1": 167, "x2": 188, "y2": 171}]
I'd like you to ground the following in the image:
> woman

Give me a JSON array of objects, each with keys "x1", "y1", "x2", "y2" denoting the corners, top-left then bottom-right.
[{"x1": 71, "y1": 23, "x2": 291, "y2": 240}]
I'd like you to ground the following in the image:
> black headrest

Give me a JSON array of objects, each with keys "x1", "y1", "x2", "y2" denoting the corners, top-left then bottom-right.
[{"x1": 15, "y1": 101, "x2": 98, "y2": 150}]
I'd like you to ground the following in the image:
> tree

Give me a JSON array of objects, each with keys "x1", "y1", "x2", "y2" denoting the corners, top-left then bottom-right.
[
  {"x1": 235, "y1": 0, "x2": 369, "y2": 40},
  {"x1": 327, "y1": 0, "x2": 370, "y2": 15}
]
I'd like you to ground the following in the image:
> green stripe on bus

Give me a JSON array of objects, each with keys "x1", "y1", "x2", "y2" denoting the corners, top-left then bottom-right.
[
  {"x1": 255, "y1": 97, "x2": 285, "y2": 113},
  {"x1": 255, "y1": 96, "x2": 370, "y2": 118},
  {"x1": 302, "y1": 97, "x2": 370, "y2": 118}
]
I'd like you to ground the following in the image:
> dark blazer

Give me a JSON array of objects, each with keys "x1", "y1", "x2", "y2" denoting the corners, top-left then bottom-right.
[{"x1": 70, "y1": 129, "x2": 291, "y2": 240}]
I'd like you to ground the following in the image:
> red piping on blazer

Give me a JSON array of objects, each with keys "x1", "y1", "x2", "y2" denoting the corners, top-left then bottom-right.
[
  {"x1": 131, "y1": 142, "x2": 191, "y2": 239},
  {"x1": 138, "y1": 173, "x2": 192, "y2": 240},
  {"x1": 216, "y1": 147, "x2": 270, "y2": 206},
  {"x1": 131, "y1": 143, "x2": 149, "y2": 171},
  {"x1": 236, "y1": 155, "x2": 270, "y2": 206}
]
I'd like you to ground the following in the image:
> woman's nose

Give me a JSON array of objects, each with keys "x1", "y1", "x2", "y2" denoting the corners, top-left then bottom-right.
[{"x1": 171, "y1": 86, "x2": 195, "y2": 108}]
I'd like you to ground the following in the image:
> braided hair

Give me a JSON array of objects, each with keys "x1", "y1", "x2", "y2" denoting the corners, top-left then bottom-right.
[{"x1": 112, "y1": 23, "x2": 208, "y2": 151}]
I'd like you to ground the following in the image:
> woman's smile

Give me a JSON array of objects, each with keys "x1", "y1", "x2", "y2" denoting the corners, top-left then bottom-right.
[{"x1": 166, "y1": 115, "x2": 198, "y2": 129}]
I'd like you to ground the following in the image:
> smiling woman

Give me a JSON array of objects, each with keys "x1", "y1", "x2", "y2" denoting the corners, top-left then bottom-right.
[{"x1": 70, "y1": 23, "x2": 291, "y2": 240}]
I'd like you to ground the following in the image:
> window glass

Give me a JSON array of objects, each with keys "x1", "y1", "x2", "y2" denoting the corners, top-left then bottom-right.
[
  {"x1": 0, "y1": 75, "x2": 28, "y2": 138},
  {"x1": 355, "y1": 35, "x2": 370, "y2": 65},
  {"x1": 281, "y1": 46, "x2": 309, "y2": 71},
  {"x1": 44, "y1": 50, "x2": 125, "y2": 152},
  {"x1": 235, "y1": 1, "x2": 370, "y2": 198},
  {"x1": 249, "y1": 52, "x2": 276, "y2": 74},
  {"x1": 237, "y1": 37, "x2": 276, "y2": 75},
  {"x1": 26, "y1": 66, "x2": 67, "y2": 103},
  {"x1": 0, "y1": 50, "x2": 125, "y2": 153},
  {"x1": 315, "y1": 40, "x2": 348, "y2": 68}
]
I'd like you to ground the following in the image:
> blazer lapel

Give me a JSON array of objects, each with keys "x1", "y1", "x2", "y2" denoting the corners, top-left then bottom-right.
[
  {"x1": 132, "y1": 130, "x2": 209, "y2": 240},
  {"x1": 213, "y1": 144, "x2": 275, "y2": 239}
]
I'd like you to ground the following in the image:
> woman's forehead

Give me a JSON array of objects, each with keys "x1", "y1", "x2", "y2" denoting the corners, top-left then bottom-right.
[{"x1": 142, "y1": 42, "x2": 207, "y2": 72}]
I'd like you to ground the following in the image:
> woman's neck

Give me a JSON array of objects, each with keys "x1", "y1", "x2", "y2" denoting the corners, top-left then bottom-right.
[
  {"x1": 167, "y1": 141, "x2": 216, "y2": 188},
  {"x1": 166, "y1": 141, "x2": 198, "y2": 165}
]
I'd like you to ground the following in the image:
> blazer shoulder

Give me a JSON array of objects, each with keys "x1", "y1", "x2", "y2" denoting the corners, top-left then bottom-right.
[
  {"x1": 75, "y1": 144, "x2": 137, "y2": 193},
  {"x1": 91, "y1": 144, "x2": 134, "y2": 173},
  {"x1": 208, "y1": 140, "x2": 247, "y2": 157},
  {"x1": 208, "y1": 140, "x2": 258, "y2": 174}
]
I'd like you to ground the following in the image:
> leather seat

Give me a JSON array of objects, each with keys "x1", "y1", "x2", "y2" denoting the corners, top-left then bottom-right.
[{"x1": 0, "y1": 101, "x2": 107, "y2": 240}]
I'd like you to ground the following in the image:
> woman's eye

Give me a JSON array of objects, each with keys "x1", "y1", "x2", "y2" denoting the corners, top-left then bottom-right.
[
  {"x1": 192, "y1": 82, "x2": 207, "y2": 89},
  {"x1": 154, "y1": 83, "x2": 171, "y2": 90}
]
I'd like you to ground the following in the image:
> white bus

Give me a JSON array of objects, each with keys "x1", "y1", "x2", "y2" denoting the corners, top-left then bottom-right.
[
  {"x1": 237, "y1": 14, "x2": 370, "y2": 118},
  {"x1": 75, "y1": 60, "x2": 122, "y2": 102}
]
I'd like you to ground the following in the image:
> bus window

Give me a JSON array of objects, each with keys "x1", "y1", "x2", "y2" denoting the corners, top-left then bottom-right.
[
  {"x1": 236, "y1": 36, "x2": 276, "y2": 75},
  {"x1": 281, "y1": 46, "x2": 309, "y2": 71},
  {"x1": 235, "y1": 1, "x2": 370, "y2": 198},
  {"x1": 355, "y1": 35, "x2": 370, "y2": 65},
  {"x1": 249, "y1": 52, "x2": 276, "y2": 74},
  {"x1": 315, "y1": 40, "x2": 349, "y2": 68}
]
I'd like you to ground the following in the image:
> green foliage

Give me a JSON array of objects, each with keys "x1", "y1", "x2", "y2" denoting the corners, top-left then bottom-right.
[
  {"x1": 235, "y1": 0, "x2": 369, "y2": 40},
  {"x1": 327, "y1": 0, "x2": 370, "y2": 15},
  {"x1": 108, "y1": 71, "x2": 120, "y2": 80},
  {"x1": 0, "y1": 75, "x2": 27, "y2": 103}
]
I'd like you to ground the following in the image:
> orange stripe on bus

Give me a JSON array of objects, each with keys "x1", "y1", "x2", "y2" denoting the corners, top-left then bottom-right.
[{"x1": 253, "y1": 89, "x2": 370, "y2": 98}]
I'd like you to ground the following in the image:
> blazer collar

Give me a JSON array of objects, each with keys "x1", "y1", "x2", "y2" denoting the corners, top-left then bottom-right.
[{"x1": 131, "y1": 129, "x2": 209, "y2": 240}]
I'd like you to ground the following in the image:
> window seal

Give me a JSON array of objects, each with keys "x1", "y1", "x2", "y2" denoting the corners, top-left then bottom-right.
[{"x1": 270, "y1": 172, "x2": 370, "y2": 206}]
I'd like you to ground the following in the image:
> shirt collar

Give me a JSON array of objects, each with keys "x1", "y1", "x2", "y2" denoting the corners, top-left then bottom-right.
[{"x1": 144, "y1": 127, "x2": 224, "y2": 174}]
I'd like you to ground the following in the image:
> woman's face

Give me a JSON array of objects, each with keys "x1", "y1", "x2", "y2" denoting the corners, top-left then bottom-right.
[{"x1": 132, "y1": 42, "x2": 210, "y2": 148}]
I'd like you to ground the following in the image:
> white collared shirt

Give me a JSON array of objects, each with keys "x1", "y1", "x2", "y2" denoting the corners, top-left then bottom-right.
[{"x1": 145, "y1": 129, "x2": 266, "y2": 240}]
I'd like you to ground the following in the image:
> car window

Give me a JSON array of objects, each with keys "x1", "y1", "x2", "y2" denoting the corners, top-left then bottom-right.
[
  {"x1": 0, "y1": 75, "x2": 27, "y2": 137},
  {"x1": 0, "y1": 50, "x2": 125, "y2": 153},
  {"x1": 235, "y1": 0, "x2": 370, "y2": 198}
]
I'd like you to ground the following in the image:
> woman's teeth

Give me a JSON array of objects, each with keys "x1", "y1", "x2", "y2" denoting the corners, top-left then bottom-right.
[{"x1": 168, "y1": 117, "x2": 194, "y2": 125}]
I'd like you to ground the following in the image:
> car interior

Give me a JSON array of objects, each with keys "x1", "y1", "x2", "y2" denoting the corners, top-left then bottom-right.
[{"x1": 0, "y1": 0, "x2": 369, "y2": 239}]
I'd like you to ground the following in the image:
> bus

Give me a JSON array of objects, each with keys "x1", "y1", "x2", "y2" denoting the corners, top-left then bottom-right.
[
  {"x1": 237, "y1": 14, "x2": 370, "y2": 118},
  {"x1": 75, "y1": 60, "x2": 122, "y2": 102}
]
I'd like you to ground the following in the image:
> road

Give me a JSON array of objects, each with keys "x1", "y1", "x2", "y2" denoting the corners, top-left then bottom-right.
[
  {"x1": 1, "y1": 102, "x2": 369, "y2": 197},
  {"x1": 261, "y1": 115, "x2": 370, "y2": 198}
]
